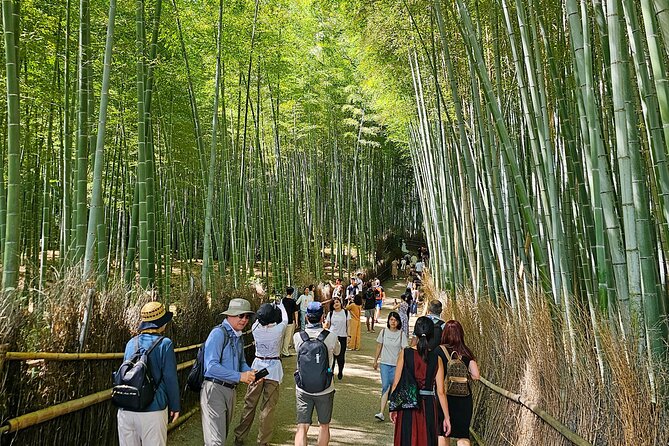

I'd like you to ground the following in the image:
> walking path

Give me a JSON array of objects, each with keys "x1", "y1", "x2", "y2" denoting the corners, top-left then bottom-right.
[{"x1": 168, "y1": 279, "x2": 412, "y2": 446}]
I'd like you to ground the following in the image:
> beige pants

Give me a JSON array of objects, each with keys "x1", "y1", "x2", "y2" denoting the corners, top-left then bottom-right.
[
  {"x1": 117, "y1": 407, "x2": 167, "y2": 446},
  {"x1": 281, "y1": 323, "x2": 295, "y2": 355},
  {"x1": 201, "y1": 380, "x2": 237, "y2": 446},
  {"x1": 233, "y1": 379, "x2": 280, "y2": 446}
]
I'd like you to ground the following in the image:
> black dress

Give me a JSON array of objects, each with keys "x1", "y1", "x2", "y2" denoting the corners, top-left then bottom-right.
[{"x1": 441, "y1": 347, "x2": 473, "y2": 439}]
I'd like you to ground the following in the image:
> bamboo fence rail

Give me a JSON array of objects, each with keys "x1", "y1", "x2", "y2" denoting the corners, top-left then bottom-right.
[
  {"x1": 478, "y1": 376, "x2": 592, "y2": 446},
  {"x1": 0, "y1": 335, "x2": 253, "y2": 436},
  {"x1": 1, "y1": 343, "x2": 202, "y2": 361}
]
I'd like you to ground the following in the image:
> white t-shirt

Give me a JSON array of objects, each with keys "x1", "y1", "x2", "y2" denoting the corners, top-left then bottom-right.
[
  {"x1": 415, "y1": 261, "x2": 424, "y2": 272},
  {"x1": 325, "y1": 309, "x2": 351, "y2": 338},
  {"x1": 376, "y1": 328, "x2": 409, "y2": 365}
]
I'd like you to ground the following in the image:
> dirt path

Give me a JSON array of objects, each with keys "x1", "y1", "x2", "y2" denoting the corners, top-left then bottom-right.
[{"x1": 168, "y1": 279, "x2": 413, "y2": 446}]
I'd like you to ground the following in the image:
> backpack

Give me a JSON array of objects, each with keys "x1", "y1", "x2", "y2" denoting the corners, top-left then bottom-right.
[
  {"x1": 429, "y1": 319, "x2": 445, "y2": 351},
  {"x1": 112, "y1": 335, "x2": 165, "y2": 410},
  {"x1": 186, "y1": 326, "x2": 228, "y2": 392},
  {"x1": 294, "y1": 330, "x2": 334, "y2": 393},
  {"x1": 441, "y1": 345, "x2": 470, "y2": 397}
]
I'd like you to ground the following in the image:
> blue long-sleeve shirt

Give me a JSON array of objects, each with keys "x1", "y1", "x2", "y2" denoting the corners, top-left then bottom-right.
[
  {"x1": 203, "y1": 319, "x2": 252, "y2": 384},
  {"x1": 122, "y1": 333, "x2": 180, "y2": 413}
]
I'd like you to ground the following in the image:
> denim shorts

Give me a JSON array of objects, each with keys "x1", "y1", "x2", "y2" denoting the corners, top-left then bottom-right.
[
  {"x1": 375, "y1": 300, "x2": 383, "y2": 310},
  {"x1": 380, "y1": 363, "x2": 396, "y2": 396}
]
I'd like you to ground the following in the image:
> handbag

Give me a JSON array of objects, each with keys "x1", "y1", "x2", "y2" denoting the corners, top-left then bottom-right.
[{"x1": 388, "y1": 348, "x2": 419, "y2": 411}]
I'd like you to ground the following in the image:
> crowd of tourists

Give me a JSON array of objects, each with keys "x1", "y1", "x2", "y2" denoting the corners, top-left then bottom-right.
[{"x1": 111, "y1": 247, "x2": 480, "y2": 446}]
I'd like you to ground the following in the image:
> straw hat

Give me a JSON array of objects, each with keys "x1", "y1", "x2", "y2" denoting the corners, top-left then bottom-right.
[{"x1": 139, "y1": 301, "x2": 173, "y2": 331}]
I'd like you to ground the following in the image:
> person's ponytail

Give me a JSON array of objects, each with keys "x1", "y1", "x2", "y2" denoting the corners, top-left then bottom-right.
[{"x1": 413, "y1": 316, "x2": 434, "y2": 364}]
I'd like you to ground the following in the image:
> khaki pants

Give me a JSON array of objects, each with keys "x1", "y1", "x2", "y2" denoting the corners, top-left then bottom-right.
[
  {"x1": 117, "y1": 407, "x2": 167, "y2": 446},
  {"x1": 233, "y1": 379, "x2": 280, "y2": 446},
  {"x1": 281, "y1": 323, "x2": 295, "y2": 355},
  {"x1": 201, "y1": 380, "x2": 237, "y2": 446}
]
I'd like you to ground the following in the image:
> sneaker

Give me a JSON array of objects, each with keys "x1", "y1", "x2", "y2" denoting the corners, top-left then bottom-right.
[{"x1": 375, "y1": 412, "x2": 385, "y2": 421}]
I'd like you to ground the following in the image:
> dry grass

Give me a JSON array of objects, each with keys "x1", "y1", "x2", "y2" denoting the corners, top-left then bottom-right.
[
  {"x1": 0, "y1": 270, "x2": 264, "y2": 446},
  {"x1": 430, "y1": 285, "x2": 669, "y2": 446}
]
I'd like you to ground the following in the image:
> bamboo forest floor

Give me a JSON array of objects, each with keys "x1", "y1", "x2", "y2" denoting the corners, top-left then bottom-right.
[{"x1": 168, "y1": 279, "x2": 412, "y2": 446}]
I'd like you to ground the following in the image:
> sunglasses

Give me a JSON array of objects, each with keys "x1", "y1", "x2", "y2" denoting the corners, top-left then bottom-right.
[{"x1": 233, "y1": 314, "x2": 252, "y2": 320}]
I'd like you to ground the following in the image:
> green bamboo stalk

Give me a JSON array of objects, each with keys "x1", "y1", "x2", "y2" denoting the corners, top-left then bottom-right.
[
  {"x1": 1, "y1": 0, "x2": 21, "y2": 292},
  {"x1": 202, "y1": 0, "x2": 224, "y2": 293},
  {"x1": 72, "y1": 0, "x2": 90, "y2": 264},
  {"x1": 83, "y1": 0, "x2": 115, "y2": 283}
]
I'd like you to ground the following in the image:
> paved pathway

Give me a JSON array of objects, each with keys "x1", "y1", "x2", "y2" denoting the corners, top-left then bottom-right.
[{"x1": 169, "y1": 279, "x2": 412, "y2": 446}]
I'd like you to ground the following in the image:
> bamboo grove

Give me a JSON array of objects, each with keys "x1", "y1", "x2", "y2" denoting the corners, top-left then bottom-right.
[
  {"x1": 0, "y1": 0, "x2": 421, "y2": 311},
  {"x1": 353, "y1": 0, "x2": 669, "y2": 379}
]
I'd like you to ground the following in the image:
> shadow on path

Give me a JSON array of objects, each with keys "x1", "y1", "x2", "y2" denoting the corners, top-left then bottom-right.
[{"x1": 168, "y1": 279, "x2": 412, "y2": 446}]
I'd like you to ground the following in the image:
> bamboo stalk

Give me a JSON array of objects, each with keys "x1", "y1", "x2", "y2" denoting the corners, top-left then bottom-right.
[{"x1": 478, "y1": 376, "x2": 592, "y2": 446}]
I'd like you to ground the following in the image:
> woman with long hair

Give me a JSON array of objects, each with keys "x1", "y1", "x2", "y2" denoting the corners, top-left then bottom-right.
[
  {"x1": 373, "y1": 311, "x2": 409, "y2": 421},
  {"x1": 439, "y1": 320, "x2": 480, "y2": 446},
  {"x1": 390, "y1": 316, "x2": 450, "y2": 445},
  {"x1": 392, "y1": 292, "x2": 411, "y2": 338},
  {"x1": 324, "y1": 298, "x2": 351, "y2": 380}
]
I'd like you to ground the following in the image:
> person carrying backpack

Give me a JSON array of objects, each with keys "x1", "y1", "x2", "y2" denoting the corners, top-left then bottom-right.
[
  {"x1": 293, "y1": 302, "x2": 341, "y2": 446},
  {"x1": 115, "y1": 301, "x2": 180, "y2": 446},
  {"x1": 426, "y1": 300, "x2": 445, "y2": 352},
  {"x1": 201, "y1": 298, "x2": 256, "y2": 446},
  {"x1": 439, "y1": 320, "x2": 480, "y2": 446},
  {"x1": 363, "y1": 282, "x2": 377, "y2": 333}
]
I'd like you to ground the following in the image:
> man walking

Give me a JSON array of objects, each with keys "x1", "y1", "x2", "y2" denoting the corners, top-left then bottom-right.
[
  {"x1": 233, "y1": 303, "x2": 286, "y2": 446},
  {"x1": 281, "y1": 287, "x2": 299, "y2": 356},
  {"x1": 363, "y1": 282, "x2": 377, "y2": 333},
  {"x1": 426, "y1": 300, "x2": 445, "y2": 351},
  {"x1": 293, "y1": 302, "x2": 340, "y2": 446},
  {"x1": 116, "y1": 302, "x2": 180, "y2": 446},
  {"x1": 201, "y1": 298, "x2": 256, "y2": 446}
]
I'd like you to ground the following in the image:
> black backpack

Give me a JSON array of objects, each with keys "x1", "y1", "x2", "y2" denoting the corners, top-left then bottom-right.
[
  {"x1": 294, "y1": 330, "x2": 333, "y2": 393},
  {"x1": 112, "y1": 335, "x2": 164, "y2": 410},
  {"x1": 186, "y1": 326, "x2": 228, "y2": 392},
  {"x1": 429, "y1": 319, "x2": 445, "y2": 351}
]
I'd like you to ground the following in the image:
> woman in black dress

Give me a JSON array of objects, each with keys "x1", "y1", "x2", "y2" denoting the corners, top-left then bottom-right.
[{"x1": 439, "y1": 320, "x2": 480, "y2": 446}]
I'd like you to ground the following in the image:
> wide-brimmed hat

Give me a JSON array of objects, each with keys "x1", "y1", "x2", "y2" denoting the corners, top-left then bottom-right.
[
  {"x1": 221, "y1": 298, "x2": 254, "y2": 317},
  {"x1": 139, "y1": 302, "x2": 173, "y2": 331},
  {"x1": 256, "y1": 303, "x2": 282, "y2": 326}
]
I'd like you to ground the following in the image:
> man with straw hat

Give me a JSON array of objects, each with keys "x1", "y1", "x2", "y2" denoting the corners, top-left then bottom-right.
[
  {"x1": 117, "y1": 301, "x2": 180, "y2": 446},
  {"x1": 201, "y1": 298, "x2": 256, "y2": 446}
]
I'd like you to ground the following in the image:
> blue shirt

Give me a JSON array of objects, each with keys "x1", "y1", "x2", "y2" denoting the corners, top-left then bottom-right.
[
  {"x1": 122, "y1": 333, "x2": 180, "y2": 412},
  {"x1": 203, "y1": 319, "x2": 252, "y2": 383}
]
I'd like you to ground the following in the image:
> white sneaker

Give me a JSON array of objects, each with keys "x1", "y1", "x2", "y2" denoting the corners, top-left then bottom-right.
[{"x1": 374, "y1": 412, "x2": 384, "y2": 421}]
